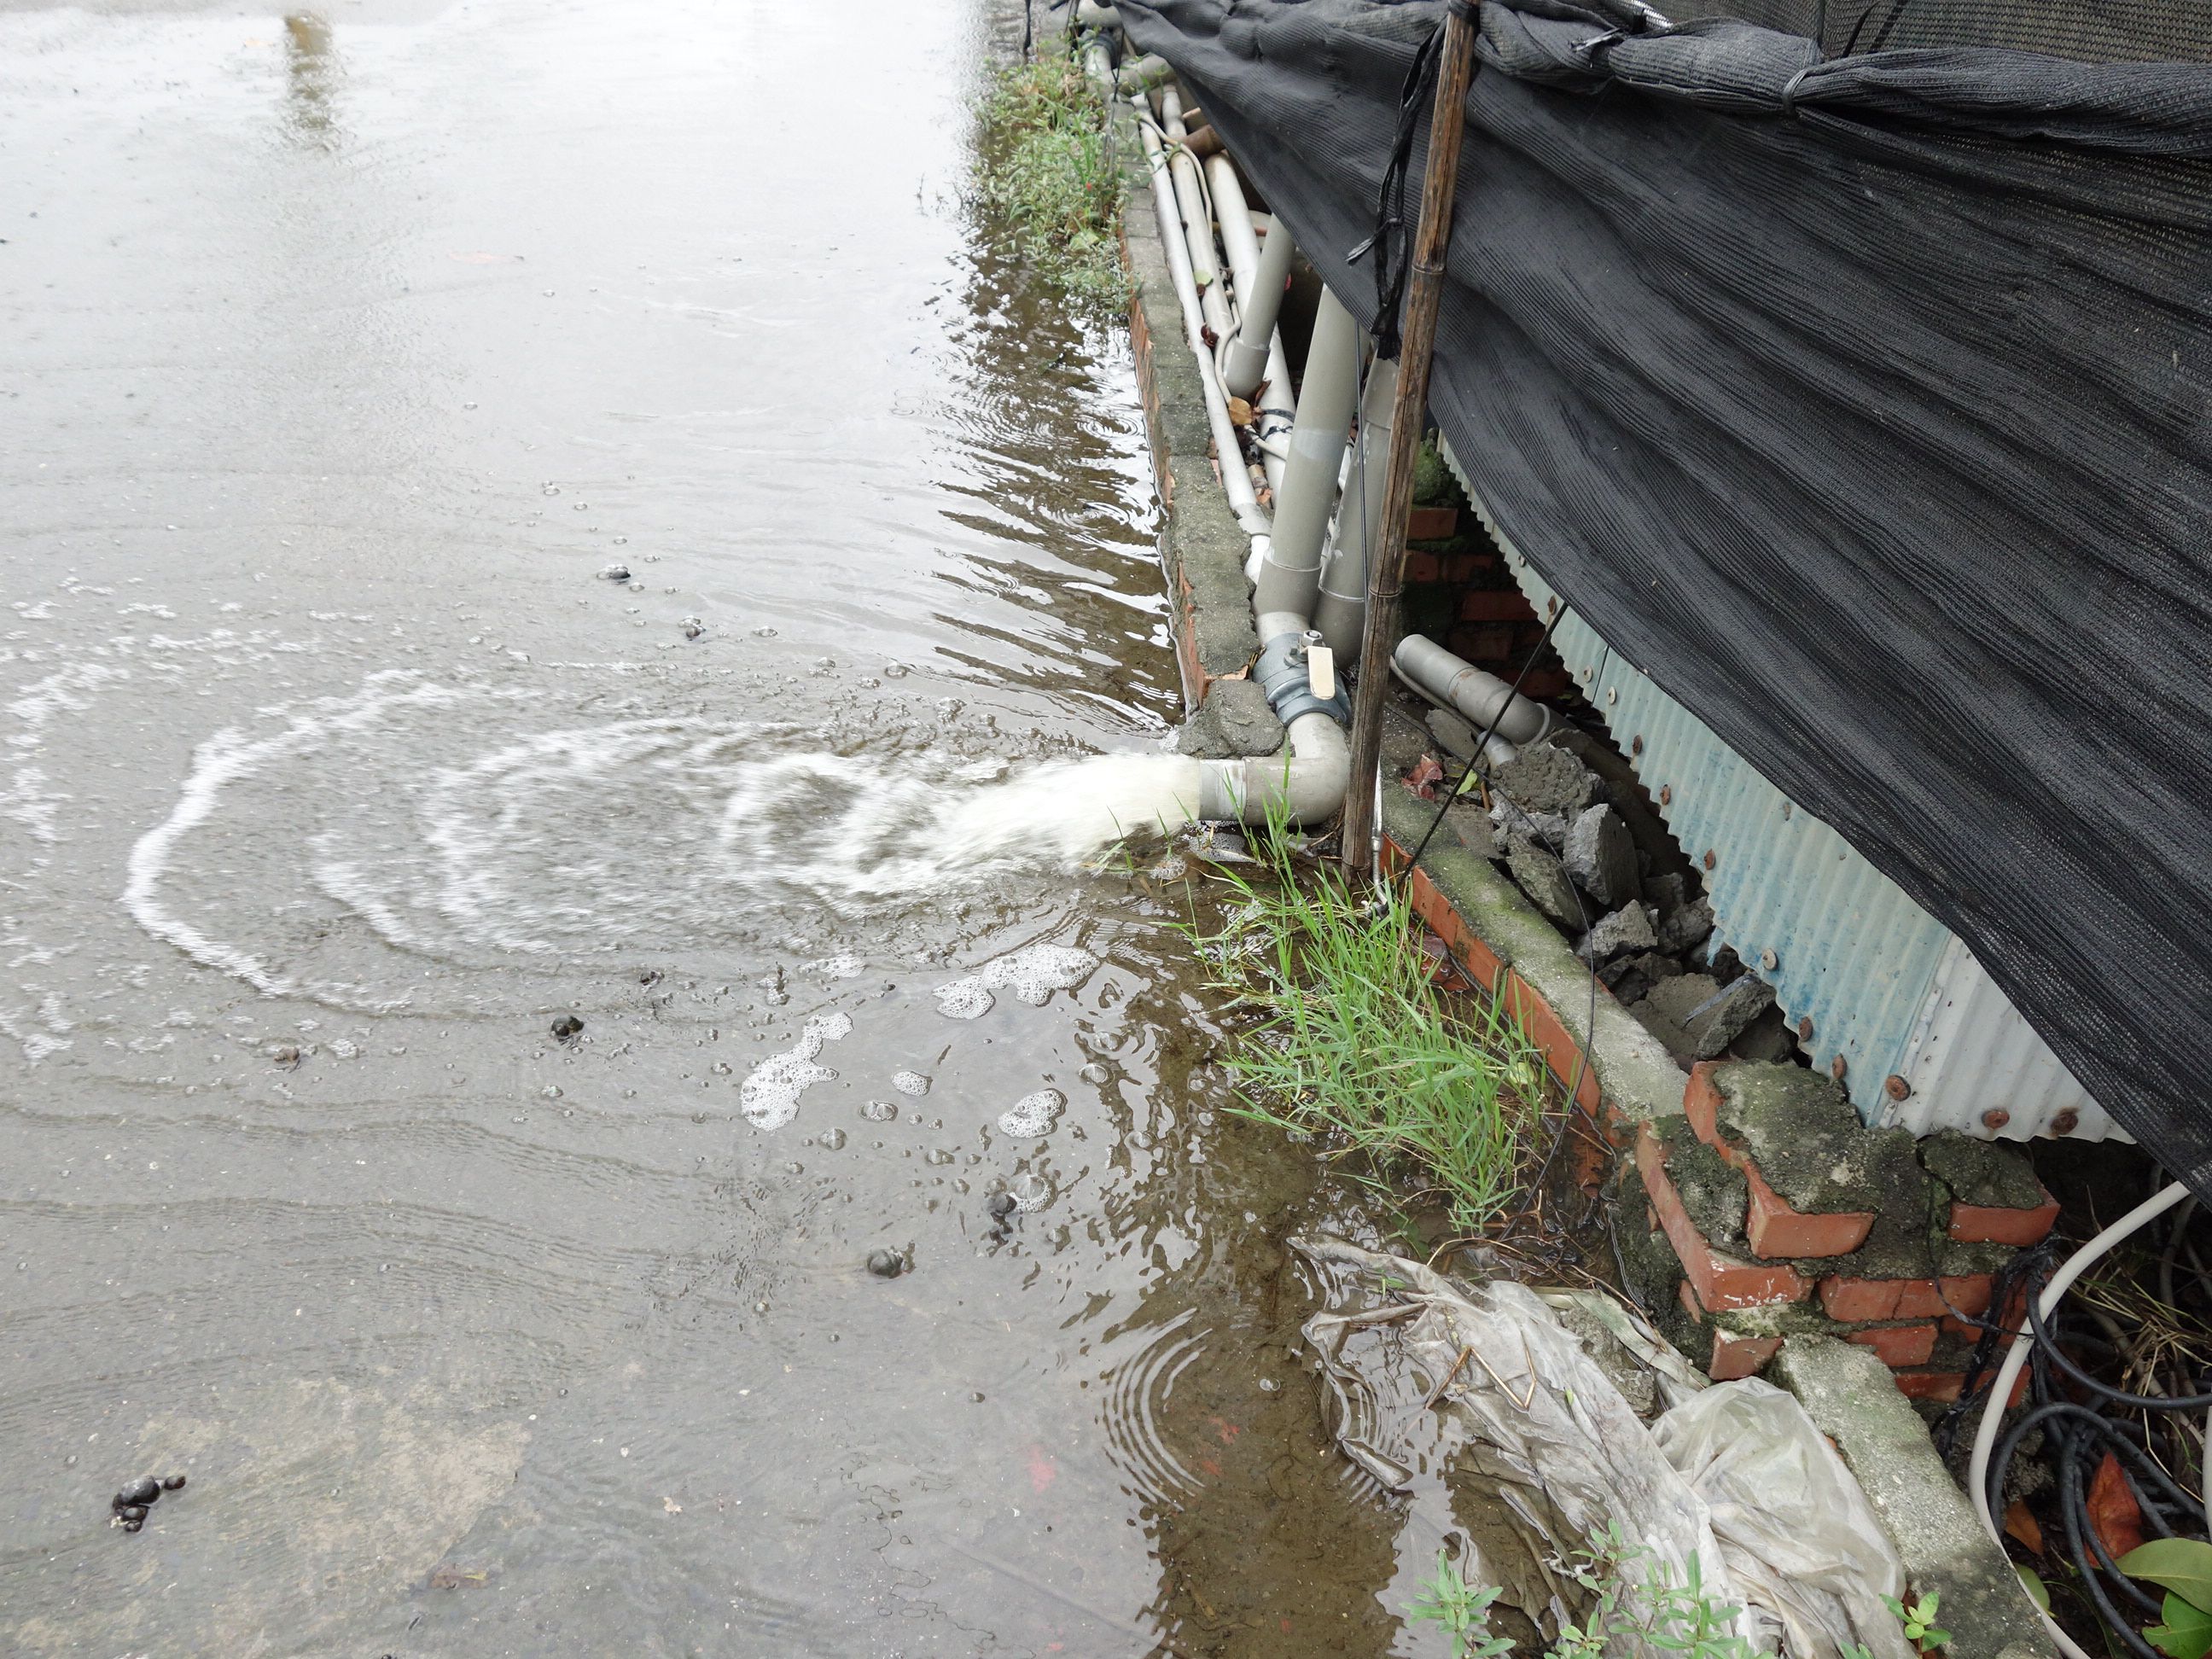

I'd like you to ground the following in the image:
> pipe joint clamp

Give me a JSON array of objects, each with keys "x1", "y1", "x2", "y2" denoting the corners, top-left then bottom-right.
[{"x1": 1255, "y1": 631, "x2": 1349, "y2": 727}]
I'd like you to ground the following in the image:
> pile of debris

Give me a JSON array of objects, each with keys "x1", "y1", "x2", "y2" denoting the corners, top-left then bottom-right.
[{"x1": 1416, "y1": 717, "x2": 1789, "y2": 1066}]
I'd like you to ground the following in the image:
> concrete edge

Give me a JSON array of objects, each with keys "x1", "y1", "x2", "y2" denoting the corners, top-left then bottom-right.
[{"x1": 1773, "y1": 1338, "x2": 2056, "y2": 1659}]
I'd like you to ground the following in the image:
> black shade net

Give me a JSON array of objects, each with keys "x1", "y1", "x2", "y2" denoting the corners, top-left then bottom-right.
[{"x1": 1113, "y1": 0, "x2": 2212, "y2": 1194}]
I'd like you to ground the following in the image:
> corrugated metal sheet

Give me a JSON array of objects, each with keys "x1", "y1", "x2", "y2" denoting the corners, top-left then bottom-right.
[{"x1": 1437, "y1": 442, "x2": 2117, "y2": 1142}]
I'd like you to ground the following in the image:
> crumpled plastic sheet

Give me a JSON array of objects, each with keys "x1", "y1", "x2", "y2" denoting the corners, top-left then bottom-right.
[{"x1": 1294, "y1": 1238, "x2": 1912, "y2": 1659}]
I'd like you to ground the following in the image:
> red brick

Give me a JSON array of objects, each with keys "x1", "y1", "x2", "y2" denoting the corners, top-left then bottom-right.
[
  {"x1": 1684, "y1": 1061, "x2": 1725, "y2": 1146},
  {"x1": 1637, "y1": 1126, "x2": 1812, "y2": 1311},
  {"x1": 1407, "y1": 504, "x2": 1458, "y2": 540},
  {"x1": 1895, "y1": 1273, "x2": 1994, "y2": 1320},
  {"x1": 1458, "y1": 589, "x2": 1536, "y2": 624},
  {"x1": 1742, "y1": 1159, "x2": 1875, "y2": 1259},
  {"x1": 1506, "y1": 972, "x2": 1602, "y2": 1116},
  {"x1": 1848, "y1": 1322, "x2": 1939, "y2": 1368},
  {"x1": 1820, "y1": 1276, "x2": 1904, "y2": 1322},
  {"x1": 1894, "y1": 1367, "x2": 2029, "y2": 1406},
  {"x1": 1677, "y1": 1282, "x2": 1782, "y2": 1380},
  {"x1": 1403, "y1": 551, "x2": 1441, "y2": 585},
  {"x1": 1449, "y1": 623, "x2": 1517, "y2": 662},
  {"x1": 1443, "y1": 552, "x2": 1495, "y2": 582},
  {"x1": 1516, "y1": 670, "x2": 1572, "y2": 701},
  {"x1": 1949, "y1": 1190, "x2": 2060, "y2": 1247}
]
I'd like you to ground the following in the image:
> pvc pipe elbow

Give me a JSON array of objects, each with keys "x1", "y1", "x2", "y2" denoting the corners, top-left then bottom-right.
[{"x1": 1196, "y1": 713, "x2": 1348, "y2": 826}]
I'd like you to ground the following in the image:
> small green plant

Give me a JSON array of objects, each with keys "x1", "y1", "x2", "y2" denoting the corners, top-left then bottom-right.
[
  {"x1": 2121, "y1": 1540, "x2": 2212, "y2": 1659},
  {"x1": 1409, "y1": 1522, "x2": 1767, "y2": 1659},
  {"x1": 1883, "y1": 1592, "x2": 1952, "y2": 1652},
  {"x1": 1179, "y1": 812, "x2": 1546, "y2": 1234},
  {"x1": 975, "y1": 51, "x2": 1124, "y2": 308},
  {"x1": 1408, "y1": 1551, "x2": 1514, "y2": 1659}
]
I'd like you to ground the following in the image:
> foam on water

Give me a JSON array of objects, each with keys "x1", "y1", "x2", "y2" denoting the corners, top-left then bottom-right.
[
  {"x1": 739, "y1": 1011, "x2": 853, "y2": 1129},
  {"x1": 998, "y1": 1088, "x2": 1064, "y2": 1137},
  {"x1": 933, "y1": 944, "x2": 1100, "y2": 1021}
]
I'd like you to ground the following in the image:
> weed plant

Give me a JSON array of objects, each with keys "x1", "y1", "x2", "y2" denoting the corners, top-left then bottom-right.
[
  {"x1": 1180, "y1": 817, "x2": 1548, "y2": 1235},
  {"x1": 975, "y1": 51, "x2": 1124, "y2": 309}
]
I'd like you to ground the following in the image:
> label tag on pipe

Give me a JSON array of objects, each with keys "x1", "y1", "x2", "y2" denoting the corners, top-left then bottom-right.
[{"x1": 1307, "y1": 642, "x2": 1336, "y2": 702}]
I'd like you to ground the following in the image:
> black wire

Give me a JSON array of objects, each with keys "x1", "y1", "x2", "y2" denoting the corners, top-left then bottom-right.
[{"x1": 2028, "y1": 1283, "x2": 2212, "y2": 1410}]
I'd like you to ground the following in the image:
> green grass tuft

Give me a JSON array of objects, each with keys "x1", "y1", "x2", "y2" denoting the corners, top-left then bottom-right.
[
  {"x1": 1180, "y1": 822, "x2": 1548, "y2": 1235},
  {"x1": 975, "y1": 53, "x2": 1125, "y2": 309}
]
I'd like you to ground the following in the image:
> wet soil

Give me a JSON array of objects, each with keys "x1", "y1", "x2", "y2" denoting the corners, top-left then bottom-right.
[{"x1": 0, "y1": 1, "x2": 1462, "y2": 1652}]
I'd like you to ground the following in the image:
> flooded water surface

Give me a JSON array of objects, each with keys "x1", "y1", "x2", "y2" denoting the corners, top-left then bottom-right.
[{"x1": 0, "y1": 1, "x2": 1446, "y2": 1650}]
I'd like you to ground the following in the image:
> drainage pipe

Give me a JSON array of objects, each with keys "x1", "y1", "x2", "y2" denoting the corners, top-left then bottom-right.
[
  {"x1": 1133, "y1": 108, "x2": 1269, "y2": 538},
  {"x1": 1313, "y1": 352, "x2": 1397, "y2": 662},
  {"x1": 1252, "y1": 286, "x2": 1359, "y2": 626},
  {"x1": 1394, "y1": 632, "x2": 1555, "y2": 747},
  {"x1": 1074, "y1": 0, "x2": 1121, "y2": 26},
  {"x1": 1205, "y1": 154, "x2": 1294, "y2": 497}
]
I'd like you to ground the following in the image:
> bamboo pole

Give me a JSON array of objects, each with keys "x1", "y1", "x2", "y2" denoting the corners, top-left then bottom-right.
[{"x1": 1341, "y1": 0, "x2": 1481, "y2": 873}]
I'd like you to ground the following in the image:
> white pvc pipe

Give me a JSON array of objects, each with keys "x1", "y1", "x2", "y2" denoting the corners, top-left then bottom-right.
[
  {"x1": 1394, "y1": 633, "x2": 1554, "y2": 747},
  {"x1": 1254, "y1": 286, "x2": 1359, "y2": 625},
  {"x1": 1967, "y1": 1180, "x2": 2189, "y2": 1659},
  {"x1": 1225, "y1": 195, "x2": 1294, "y2": 400},
  {"x1": 1159, "y1": 90, "x2": 1233, "y2": 346},
  {"x1": 1207, "y1": 154, "x2": 1293, "y2": 497},
  {"x1": 1196, "y1": 711, "x2": 1348, "y2": 826},
  {"x1": 1133, "y1": 108, "x2": 1269, "y2": 538},
  {"x1": 1313, "y1": 352, "x2": 1398, "y2": 661}
]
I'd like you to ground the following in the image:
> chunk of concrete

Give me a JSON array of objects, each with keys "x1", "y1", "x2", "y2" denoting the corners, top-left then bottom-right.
[
  {"x1": 1656, "y1": 897, "x2": 1715, "y2": 955},
  {"x1": 1632, "y1": 972, "x2": 1777, "y2": 1062},
  {"x1": 1772, "y1": 1338, "x2": 2056, "y2": 1659},
  {"x1": 1576, "y1": 902, "x2": 1657, "y2": 964},
  {"x1": 1440, "y1": 800, "x2": 1502, "y2": 860},
  {"x1": 1505, "y1": 834, "x2": 1585, "y2": 930},
  {"x1": 1492, "y1": 800, "x2": 1568, "y2": 847},
  {"x1": 1425, "y1": 706, "x2": 1479, "y2": 762},
  {"x1": 1563, "y1": 804, "x2": 1640, "y2": 909},
  {"x1": 1175, "y1": 678, "x2": 1285, "y2": 759},
  {"x1": 1726, "y1": 1004, "x2": 1800, "y2": 1064},
  {"x1": 1644, "y1": 870, "x2": 1693, "y2": 917},
  {"x1": 1490, "y1": 740, "x2": 1599, "y2": 817}
]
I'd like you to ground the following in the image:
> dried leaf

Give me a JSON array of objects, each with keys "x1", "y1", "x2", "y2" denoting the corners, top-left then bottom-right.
[{"x1": 2089, "y1": 1451, "x2": 2146, "y2": 1562}]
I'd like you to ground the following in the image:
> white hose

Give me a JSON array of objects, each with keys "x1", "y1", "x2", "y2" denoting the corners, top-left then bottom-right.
[
  {"x1": 1132, "y1": 102, "x2": 1270, "y2": 540},
  {"x1": 1967, "y1": 1179, "x2": 2192, "y2": 1659}
]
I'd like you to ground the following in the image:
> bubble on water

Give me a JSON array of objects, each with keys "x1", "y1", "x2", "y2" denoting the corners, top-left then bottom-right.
[
  {"x1": 1079, "y1": 1062, "x2": 1109, "y2": 1086},
  {"x1": 998, "y1": 1088, "x2": 1064, "y2": 1137},
  {"x1": 932, "y1": 943, "x2": 1100, "y2": 1022},
  {"x1": 818, "y1": 1126, "x2": 847, "y2": 1150},
  {"x1": 738, "y1": 1011, "x2": 852, "y2": 1130},
  {"x1": 891, "y1": 1069, "x2": 930, "y2": 1097},
  {"x1": 329, "y1": 1038, "x2": 360, "y2": 1059},
  {"x1": 882, "y1": 661, "x2": 908, "y2": 679},
  {"x1": 1007, "y1": 1169, "x2": 1054, "y2": 1212},
  {"x1": 861, "y1": 1100, "x2": 899, "y2": 1122},
  {"x1": 806, "y1": 954, "x2": 863, "y2": 980},
  {"x1": 924, "y1": 1148, "x2": 955, "y2": 1166}
]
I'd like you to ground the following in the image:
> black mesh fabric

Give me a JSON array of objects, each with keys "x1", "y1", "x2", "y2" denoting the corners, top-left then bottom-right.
[{"x1": 1115, "y1": 0, "x2": 2212, "y2": 1192}]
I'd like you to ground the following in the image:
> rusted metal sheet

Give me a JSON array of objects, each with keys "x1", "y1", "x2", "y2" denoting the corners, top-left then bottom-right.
[{"x1": 1441, "y1": 445, "x2": 2116, "y2": 1142}]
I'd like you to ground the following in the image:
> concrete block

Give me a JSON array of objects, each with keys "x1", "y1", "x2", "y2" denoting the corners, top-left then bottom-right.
[
  {"x1": 1655, "y1": 896, "x2": 1714, "y2": 954},
  {"x1": 1599, "y1": 950, "x2": 1682, "y2": 1009},
  {"x1": 1563, "y1": 804, "x2": 1639, "y2": 908},
  {"x1": 1772, "y1": 1337, "x2": 2055, "y2": 1659},
  {"x1": 1631, "y1": 972, "x2": 1776, "y2": 1062},
  {"x1": 1576, "y1": 902, "x2": 1657, "y2": 964},
  {"x1": 1712, "y1": 1062, "x2": 1922, "y2": 1220}
]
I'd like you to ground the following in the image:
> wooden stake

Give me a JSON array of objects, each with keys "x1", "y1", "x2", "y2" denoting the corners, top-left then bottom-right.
[{"x1": 1341, "y1": 0, "x2": 1481, "y2": 873}]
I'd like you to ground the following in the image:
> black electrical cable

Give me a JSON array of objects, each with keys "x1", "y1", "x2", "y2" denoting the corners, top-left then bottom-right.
[{"x1": 2028, "y1": 1284, "x2": 2212, "y2": 1410}]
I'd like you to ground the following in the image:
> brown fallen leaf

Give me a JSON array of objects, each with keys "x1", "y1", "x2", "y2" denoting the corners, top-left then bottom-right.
[
  {"x1": 2004, "y1": 1499, "x2": 2044, "y2": 1555},
  {"x1": 2087, "y1": 1452, "x2": 2145, "y2": 1560},
  {"x1": 1225, "y1": 397, "x2": 1254, "y2": 428}
]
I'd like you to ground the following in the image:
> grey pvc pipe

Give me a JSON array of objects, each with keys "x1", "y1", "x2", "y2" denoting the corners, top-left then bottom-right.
[
  {"x1": 1313, "y1": 352, "x2": 1398, "y2": 662},
  {"x1": 1224, "y1": 196, "x2": 1294, "y2": 400},
  {"x1": 1206, "y1": 154, "x2": 1293, "y2": 496},
  {"x1": 1074, "y1": 0, "x2": 1120, "y2": 26},
  {"x1": 1134, "y1": 109, "x2": 1270, "y2": 538},
  {"x1": 1394, "y1": 633, "x2": 1555, "y2": 747},
  {"x1": 1115, "y1": 53, "x2": 1173, "y2": 95},
  {"x1": 1196, "y1": 711, "x2": 1348, "y2": 826},
  {"x1": 1253, "y1": 286, "x2": 1359, "y2": 626}
]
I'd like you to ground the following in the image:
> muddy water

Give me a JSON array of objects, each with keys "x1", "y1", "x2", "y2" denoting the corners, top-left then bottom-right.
[{"x1": 0, "y1": 2, "x2": 1447, "y2": 1652}]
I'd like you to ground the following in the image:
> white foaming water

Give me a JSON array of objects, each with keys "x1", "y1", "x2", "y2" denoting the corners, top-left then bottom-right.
[
  {"x1": 890, "y1": 1070, "x2": 931, "y2": 1097},
  {"x1": 739, "y1": 1011, "x2": 853, "y2": 1129},
  {"x1": 998, "y1": 1088, "x2": 1064, "y2": 1137},
  {"x1": 934, "y1": 944, "x2": 1100, "y2": 1021},
  {"x1": 124, "y1": 671, "x2": 1190, "y2": 1004}
]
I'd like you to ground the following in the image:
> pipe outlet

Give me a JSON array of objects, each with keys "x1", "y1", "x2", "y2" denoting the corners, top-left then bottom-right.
[{"x1": 1196, "y1": 712, "x2": 1349, "y2": 827}]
